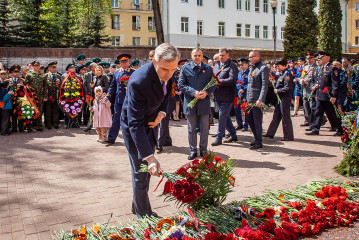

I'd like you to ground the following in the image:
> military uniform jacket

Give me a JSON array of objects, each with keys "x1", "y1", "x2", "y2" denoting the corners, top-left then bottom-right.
[
  {"x1": 276, "y1": 69, "x2": 294, "y2": 99},
  {"x1": 178, "y1": 61, "x2": 214, "y2": 115},
  {"x1": 302, "y1": 63, "x2": 317, "y2": 97},
  {"x1": 247, "y1": 61, "x2": 269, "y2": 103},
  {"x1": 8, "y1": 77, "x2": 24, "y2": 91},
  {"x1": 24, "y1": 72, "x2": 48, "y2": 99},
  {"x1": 316, "y1": 63, "x2": 340, "y2": 101},
  {"x1": 107, "y1": 67, "x2": 135, "y2": 105},
  {"x1": 44, "y1": 72, "x2": 61, "y2": 99},
  {"x1": 237, "y1": 68, "x2": 249, "y2": 99}
]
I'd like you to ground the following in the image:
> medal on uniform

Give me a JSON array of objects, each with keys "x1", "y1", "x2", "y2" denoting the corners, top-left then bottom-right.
[
  {"x1": 285, "y1": 76, "x2": 290, "y2": 81},
  {"x1": 334, "y1": 70, "x2": 338, "y2": 77},
  {"x1": 251, "y1": 71, "x2": 256, "y2": 78},
  {"x1": 202, "y1": 69, "x2": 205, "y2": 73}
]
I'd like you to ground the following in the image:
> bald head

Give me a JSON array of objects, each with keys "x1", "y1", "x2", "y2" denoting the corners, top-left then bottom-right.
[{"x1": 249, "y1": 50, "x2": 261, "y2": 64}]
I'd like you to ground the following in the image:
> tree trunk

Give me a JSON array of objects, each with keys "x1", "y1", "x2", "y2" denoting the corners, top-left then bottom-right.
[{"x1": 152, "y1": 0, "x2": 164, "y2": 44}]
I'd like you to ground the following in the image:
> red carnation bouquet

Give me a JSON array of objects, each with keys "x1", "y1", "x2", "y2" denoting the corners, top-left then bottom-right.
[
  {"x1": 141, "y1": 152, "x2": 235, "y2": 210},
  {"x1": 120, "y1": 76, "x2": 130, "y2": 86}
]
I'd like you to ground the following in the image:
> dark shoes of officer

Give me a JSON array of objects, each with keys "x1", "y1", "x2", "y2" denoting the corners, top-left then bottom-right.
[
  {"x1": 242, "y1": 128, "x2": 248, "y2": 132},
  {"x1": 83, "y1": 127, "x2": 92, "y2": 133},
  {"x1": 305, "y1": 128, "x2": 313, "y2": 131},
  {"x1": 156, "y1": 145, "x2": 163, "y2": 152},
  {"x1": 306, "y1": 131, "x2": 319, "y2": 135},
  {"x1": 223, "y1": 136, "x2": 238, "y2": 143},
  {"x1": 200, "y1": 151, "x2": 207, "y2": 157},
  {"x1": 188, "y1": 152, "x2": 197, "y2": 160},
  {"x1": 103, "y1": 139, "x2": 115, "y2": 146},
  {"x1": 211, "y1": 139, "x2": 222, "y2": 146},
  {"x1": 280, "y1": 138, "x2": 294, "y2": 141},
  {"x1": 131, "y1": 204, "x2": 161, "y2": 218},
  {"x1": 263, "y1": 134, "x2": 273, "y2": 139},
  {"x1": 235, "y1": 125, "x2": 243, "y2": 130},
  {"x1": 333, "y1": 131, "x2": 343, "y2": 136},
  {"x1": 250, "y1": 143, "x2": 263, "y2": 150},
  {"x1": 300, "y1": 123, "x2": 309, "y2": 127}
]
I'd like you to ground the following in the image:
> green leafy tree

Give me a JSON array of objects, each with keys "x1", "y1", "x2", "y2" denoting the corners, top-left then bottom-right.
[
  {"x1": 12, "y1": 0, "x2": 47, "y2": 47},
  {"x1": 283, "y1": 0, "x2": 318, "y2": 59},
  {"x1": 0, "y1": 0, "x2": 18, "y2": 46},
  {"x1": 318, "y1": 0, "x2": 342, "y2": 59}
]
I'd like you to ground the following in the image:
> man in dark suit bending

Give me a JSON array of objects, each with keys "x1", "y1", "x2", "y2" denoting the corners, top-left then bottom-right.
[{"x1": 120, "y1": 43, "x2": 179, "y2": 217}]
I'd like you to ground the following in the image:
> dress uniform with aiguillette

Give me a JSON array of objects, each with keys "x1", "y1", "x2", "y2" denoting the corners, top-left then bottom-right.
[
  {"x1": 265, "y1": 59, "x2": 294, "y2": 141},
  {"x1": 8, "y1": 64, "x2": 24, "y2": 132},
  {"x1": 105, "y1": 54, "x2": 135, "y2": 145},
  {"x1": 44, "y1": 61, "x2": 61, "y2": 129},
  {"x1": 24, "y1": 60, "x2": 47, "y2": 131},
  {"x1": 307, "y1": 51, "x2": 342, "y2": 136}
]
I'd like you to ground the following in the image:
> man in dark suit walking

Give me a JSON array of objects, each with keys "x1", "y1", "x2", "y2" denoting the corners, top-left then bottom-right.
[
  {"x1": 120, "y1": 43, "x2": 179, "y2": 218},
  {"x1": 247, "y1": 50, "x2": 269, "y2": 149}
]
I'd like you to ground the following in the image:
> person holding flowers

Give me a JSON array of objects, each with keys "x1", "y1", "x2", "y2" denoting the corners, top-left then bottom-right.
[
  {"x1": 234, "y1": 58, "x2": 250, "y2": 132},
  {"x1": 263, "y1": 58, "x2": 294, "y2": 141},
  {"x1": 0, "y1": 80, "x2": 14, "y2": 135},
  {"x1": 90, "y1": 86, "x2": 112, "y2": 143},
  {"x1": 332, "y1": 60, "x2": 348, "y2": 116},
  {"x1": 178, "y1": 48, "x2": 215, "y2": 160},
  {"x1": 44, "y1": 61, "x2": 61, "y2": 130},
  {"x1": 306, "y1": 51, "x2": 343, "y2": 136}
]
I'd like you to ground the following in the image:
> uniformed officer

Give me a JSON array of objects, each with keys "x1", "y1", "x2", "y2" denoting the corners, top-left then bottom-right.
[
  {"x1": 99, "y1": 62, "x2": 111, "y2": 75},
  {"x1": 202, "y1": 55, "x2": 210, "y2": 64},
  {"x1": 235, "y1": 58, "x2": 250, "y2": 131},
  {"x1": 44, "y1": 61, "x2": 61, "y2": 129},
  {"x1": 92, "y1": 58, "x2": 101, "y2": 64},
  {"x1": 76, "y1": 54, "x2": 86, "y2": 73},
  {"x1": 292, "y1": 57, "x2": 305, "y2": 116},
  {"x1": 306, "y1": 51, "x2": 343, "y2": 136},
  {"x1": 85, "y1": 61, "x2": 92, "y2": 72},
  {"x1": 246, "y1": 50, "x2": 269, "y2": 149},
  {"x1": 104, "y1": 54, "x2": 135, "y2": 145},
  {"x1": 7, "y1": 64, "x2": 24, "y2": 132},
  {"x1": 24, "y1": 60, "x2": 47, "y2": 131},
  {"x1": 114, "y1": 59, "x2": 121, "y2": 70},
  {"x1": 264, "y1": 58, "x2": 294, "y2": 141},
  {"x1": 130, "y1": 60, "x2": 140, "y2": 70},
  {"x1": 333, "y1": 60, "x2": 348, "y2": 116}
]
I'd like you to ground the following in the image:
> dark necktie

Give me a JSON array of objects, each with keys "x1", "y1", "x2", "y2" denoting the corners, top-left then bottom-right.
[{"x1": 161, "y1": 81, "x2": 167, "y2": 95}]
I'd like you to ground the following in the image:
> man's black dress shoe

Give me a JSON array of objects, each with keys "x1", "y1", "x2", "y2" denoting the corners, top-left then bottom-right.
[
  {"x1": 250, "y1": 141, "x2": 256, "y2": 146},
  {"x1": 200, "y1": 151, "x2": 207, "y2": 157},
  {"x1": 263, "y1": 134, "x2": 273, "y2": 139},
  {"x1": 280, "y1": 138, "x2": 294, "y2": 141},
  {"x1": 250, "y1": 144, "x2": 263, "y2": 150},
  {"x1": 305, "y1": 128, "x2": 313, "y2": 131},
  {"x1": 156, "y1": 145, "x2": 163, "y2": 152},
  {"x1": 333, "y1": 131, "x2": 343, "y2": 136},
  {"x1": 188, "y1": 152, "x2": 198, "y2": 160},
  {"x1": 305, "y1": 131, "x2": 319, "y2": 135},
  {"x1": 235, "y1": 125, "x2": 243, "y2": 130},
  {"x1": 300, "y1": 123, "x2": 309, "y2": 127},
  {"x1": 224, "y1": 136, "x2": 238, "y2": 143},
  {"x1": 211, "y1": 139, "x2": 222, "y2": 146}
]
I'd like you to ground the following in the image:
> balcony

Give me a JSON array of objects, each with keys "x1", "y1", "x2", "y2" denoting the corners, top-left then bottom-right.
[{"x1": 132, "y1": 3, "x2": 143, "y2": 10}]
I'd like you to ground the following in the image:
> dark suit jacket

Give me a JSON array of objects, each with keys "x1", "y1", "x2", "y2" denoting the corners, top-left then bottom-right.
[
  {"x1": 213, "y1": 58, "x2": 239, "y2": 103},
  {"x1": 121, "y1": 62, "x2": 172, "y2": 160},
  {"x1": 316, "y1": 63, "x2": 339, "y2": 101},
  {"x1": 84, "y1": 73, "x2": 109, "y2": 96},
  {"x1": 247, "y1": 61, "x2": 269, "y2": 103}
]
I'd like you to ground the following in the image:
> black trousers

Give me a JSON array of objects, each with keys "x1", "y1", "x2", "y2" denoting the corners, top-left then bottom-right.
[
  {"x1": 266, "y1": 97, "x2": 294, "y2": 140},
  {"x1": 45, "y1": 101, "x2": 59, "y2": 128},
  {"x1": 248, "y1": 106, "x2": 263, "y2": 145},
  {"x1": 1, "y1": 110, "x2": 10, "y2": 134},
  {"x1": 312, "y1": 100, "x2": 342, "y2": 133}
]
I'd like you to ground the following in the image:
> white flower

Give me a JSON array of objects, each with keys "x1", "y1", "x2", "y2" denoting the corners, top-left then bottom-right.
[
  {"x1": 27, "y1": 111, "x2": 30, "y2": 114},
  {"x1": 32, "y1": 111, "x2": 34, "y2": 114},
  {"x1": 21, "y1": 108, "x2": 24, "y2": 110},
  {"x1": 27, "y1": 116, "x2": 30, "y2": 119}
]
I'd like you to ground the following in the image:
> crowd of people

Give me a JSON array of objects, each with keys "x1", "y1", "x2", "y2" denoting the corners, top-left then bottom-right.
[{"x1": 0, "y1": 47, "x2": 358, "y2": 154}]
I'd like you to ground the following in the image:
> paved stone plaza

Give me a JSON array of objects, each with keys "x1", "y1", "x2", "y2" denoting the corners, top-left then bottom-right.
[{"x1": 0, "y1": 110, "x2": 356, "y2": 239}]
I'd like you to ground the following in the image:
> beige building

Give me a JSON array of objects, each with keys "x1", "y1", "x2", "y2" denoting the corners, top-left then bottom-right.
[
  {"x1": 105, "y1": 0, "x2": 158, "y2": 47},
  {"x1": 348, "y1": 1, "x2": 359, "y2": 53}
]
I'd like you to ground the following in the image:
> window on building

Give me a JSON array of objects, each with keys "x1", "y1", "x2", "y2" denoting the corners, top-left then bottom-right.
[
  {"x1": 281, "y1": 27, "x2": 284, "y2": 39},
  {"x1": 148, "y1": 37, "x2": 156, "y2": 46},
  {"x1": 112, "y1": 36, "x2": 120, "y2": 46},
  {"x1": 148, "y1": 17, "x2": 155, "y2": 31},
  {"x1": 111, "y1": 0, "x2": 119, "y2": 8},
  {"x1": 181, "y1": 0, "x2": 189, "y2": 2},
  {"x1": 219, "y1": 0, "x2": 225, "y2": 8},
  {"x1": 237, "y1": 0, "x2": 242, "y2": 10},
  {"x1": 132, "y1": 15, "x2": 140, "y2": 30},
  {"x1": 236, "y1": 24, "x2": 242, "y2": 36},
  {"x1": 132, "y1": 37, "x2": 141, "y2": 46},
  {"x1": 148, "y1": 0, "x2": 153, "y2": 10},
  {"x1": 356, "y1": 36, "x2": 359, "y2": 45},
  {"x1": 356, "y1": 20, "x2": 359, "y2": 29},
  {"x1": 132, "y1": 0, "x2": 140, "y2": 10},
  {"x1": 255, "y1": 25, "x2": 260, "y2": 38},
  {"x1": 197, "y1": 0, "x2": 203, "y2": 6},
  {"x1": 255, "y1": 0, "x2": 260, "y2": 12},
  {"x1": 263, "y1": 26, "x2": 268, "y2": 39},
  {"x1": 356, "y1": 3, "x2": 359, "y2": 11},
  {"x1": 218, "y1": 22, "x2": 225, "y2": 36},
  {"x1": 112, "y1": 15, "x2": 120, "y2": 29},
  {"x1": 263, "y1": 0, "x2": 268, "y2": 13},
  {"x1": 281, "y1": 2, "x2": 286, "y2": 14},
  {"x1": 181, "y1": 17, "x2": 189, "y2": 32},
  {"x1": 197, "y1": 21, "x2": 203, "y2": 35},
  {"x1": 245, "y1": 0, "x2": 250, "y2": 10},
  {"x1": 245, "y1": 24, "x2": 250, "y2": 37},
  {"x1": 272, "y1": 26, "x2": 277, "y2": 39}
]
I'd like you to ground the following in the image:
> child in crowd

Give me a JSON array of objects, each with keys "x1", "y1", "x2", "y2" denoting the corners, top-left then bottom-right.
[
  {"x1": 90, "y1": 86, "x2": 112, "y2": 142},
  {"x1": 0, "y1": 80, "x2": 14, "y2": 135}
]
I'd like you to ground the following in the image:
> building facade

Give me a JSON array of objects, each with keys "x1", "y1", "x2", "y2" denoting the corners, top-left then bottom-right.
[
  {"x1": 348, "y1": 0, "x2": 359, "y2": 53},
  {"x1": 105, "y1": 0, "x2": 158, "y2": 47},
  {"x1": 162, "y1": 0, "x2": 288, "y2": 50}
]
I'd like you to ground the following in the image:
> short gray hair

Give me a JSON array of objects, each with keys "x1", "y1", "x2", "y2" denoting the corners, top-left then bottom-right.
[
  {"x1": 90, "y1": 62, "x2": 97, "y2": 69},
  {"x1": 154, "y1": 43, "x2": 180, "y2": 62},
  {"x1": 219, "y1": 48, "x2": 229, "y2": 54}
]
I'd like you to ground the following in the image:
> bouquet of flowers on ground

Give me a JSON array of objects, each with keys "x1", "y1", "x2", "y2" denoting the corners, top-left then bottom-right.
[
  {"x1": 141, "y1": 152, "x2": 235, "y2": 211},
  {"x1": 59, "y1": 73, "x2": 84, "y2": 119},
  {"x1": 187, "y1": 75, "x2": 220, "y2": 109}
]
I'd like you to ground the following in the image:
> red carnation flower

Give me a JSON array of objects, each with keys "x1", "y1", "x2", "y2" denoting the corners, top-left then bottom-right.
[
  {"x1": 25, "y1": 120, "x2": 30, "y2": 124},
  {"x1": 315, "y1": 190, "x2": 326, "y2": 199},
  {"x1": 264, "y1": 208, "x2": 275, "y2": 219},
  {"x1": 241, "y1": 219, "x2": 248, "y2": 228},
  {"x1": 18, "y1": 111, "x2": 22, "y2": 115},
  {"x1": 323, "y1": 87, "x2": 329, "y2": 93},
  {"x1": 19, "y1": 92, "x2": 24, "y2": 96},
  {"x1": 17, "y1": 106, "x2": 21, "y2": 110}
]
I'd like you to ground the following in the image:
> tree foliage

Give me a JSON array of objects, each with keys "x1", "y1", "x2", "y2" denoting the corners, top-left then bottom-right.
[
  {"x1": 318, "y1": 0, "x2": 342, "y2": 59},
  {"x1": 2, "y1": 0, "x2": 112, "y2": 47},
  {"x1": 0, "y1": 0, "x2": 18, "y2": 46},
  {"x1": 283, "y1": 0, "x2": 318, "y2": 59}
]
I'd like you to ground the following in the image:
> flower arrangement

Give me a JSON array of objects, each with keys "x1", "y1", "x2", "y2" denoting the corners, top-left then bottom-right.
[
  {"x1": 187, "y1": 75, "x2": 220, "y2": 109},
  {"x1": 322, "y1": 87, "x2": 341, "y2": 118},
  {"x1": 120, "y1": 76, "x2": 130, "y2": 86},
  {"x1": 12, "y1": 85, "x2": 40, "y2": 128},
  {"x1": 59, "y1": 73, "x2": 84, "y2": 119},
  {"x1": 54, "y1": 179, "x2": 359, "y2": 240}
]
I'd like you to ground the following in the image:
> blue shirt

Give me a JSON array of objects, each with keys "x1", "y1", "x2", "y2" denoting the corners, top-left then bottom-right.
[{"x1": 237, "y1": 68, "x2": 249, "y2": 99}]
